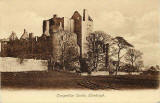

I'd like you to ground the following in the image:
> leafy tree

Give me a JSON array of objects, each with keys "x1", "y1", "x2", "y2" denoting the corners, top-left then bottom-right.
[
  {"x1": 58, "y1": 31, "x2": 80, "y2": 71},
  {"x1": 60, "y1": 41, "x2": 79, "y2": 70},
  {"x1": 86, "y1": 31, "x2": 112, "y2": 72},
  {"x1": 135, "y1": 60, "x2": 144, "y2": 71},
  {"x1": 114, "y1": 36, "x2": 133, "y2": 75}
]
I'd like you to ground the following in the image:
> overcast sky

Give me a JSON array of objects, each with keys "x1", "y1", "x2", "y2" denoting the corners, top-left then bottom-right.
[{"x1": 0, "y1": 0, "x2": 159, "y2": 66}]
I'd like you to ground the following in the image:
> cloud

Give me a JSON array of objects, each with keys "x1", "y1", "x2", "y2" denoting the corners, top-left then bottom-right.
[
  {"x1": 95, "y1": 11, "x2": 132, "y2": 36},
  {"x1": 0, "y1": 10, "x2": 44, "y2": 38},
  {"x1": 141, "y1": 43, "x2": 160, "y2": 66},
  {"x1": 95, "y1": 10, "x2": 160, "y2": 66},
  {"x1": 125, "y1": 11, "x2": 160, "y2": 66},
  {"x1": 135, "y1": 11, "x2": 159, "y2": 43}
]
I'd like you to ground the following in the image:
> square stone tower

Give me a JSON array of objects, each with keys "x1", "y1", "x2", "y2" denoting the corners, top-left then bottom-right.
[
  {"x1": 71, "y1": 9, "x2": 93, "y2": 57},
  {"x1": 81, "y1": 9, "x2": 93, "y2": 56}
]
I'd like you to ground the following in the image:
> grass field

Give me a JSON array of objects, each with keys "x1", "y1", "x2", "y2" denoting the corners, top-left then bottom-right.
[{"x1": 1, "y1": 70, "x2": 159, "y2": 90}]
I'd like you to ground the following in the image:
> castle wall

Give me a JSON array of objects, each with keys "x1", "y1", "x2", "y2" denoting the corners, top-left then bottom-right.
[
  {"x1": 43, "y1": 20, "x2": 50, "y2": 36},
  {"x1": 51, "y1": 32, "x2": 61, "y2": 62},
  {"x1": 63, "y1": 17, "x2": 74, "y2": 32},
  {"x1": 64, "y1": 17, "x2": 70, "y2": 32},
  {"x1": 49, "y1": 15, "x2": 64, "y2": 34},
  {"x1": 70, "y1": 19, "x2": 74, "y2": 32}
]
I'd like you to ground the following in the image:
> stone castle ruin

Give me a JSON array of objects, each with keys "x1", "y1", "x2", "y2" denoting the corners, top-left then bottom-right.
[
  {"x1": 0, "y1": 9, "x2": 93, "y2": 63},
  {"x1": 43, "y1": 9, "x2": 93, "y2": 56}
]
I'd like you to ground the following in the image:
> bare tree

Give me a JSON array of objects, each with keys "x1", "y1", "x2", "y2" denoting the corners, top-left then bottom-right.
[
  {"x1": 124, "y1": 48, "x2": 143, "y2": 68},
  {"x1": 114, "y1": 36, "x2": 133, "y2": 75},
  {"x1": 135, "y1": 60, "x2": 144, "y2": 71}
]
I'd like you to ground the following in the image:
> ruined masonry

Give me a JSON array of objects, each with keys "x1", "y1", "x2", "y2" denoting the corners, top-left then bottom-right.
[
  {"x1": 0, "y1": 9, "x2": 93, "y2": 61},
  {"x1": 43, "y1": 9, "x2": 93, "y2": 57}
]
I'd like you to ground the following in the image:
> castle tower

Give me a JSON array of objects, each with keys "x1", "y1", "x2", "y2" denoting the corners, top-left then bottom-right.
[
  {"x1": 81, "y1": 9, "x2": 93, "y2": 57},
  {"x1": 71, "y1": 9, "x2": 93, "y2": 57},
  {"x1": 71, "y1": 11, "x2": 82, "y2": 56}
]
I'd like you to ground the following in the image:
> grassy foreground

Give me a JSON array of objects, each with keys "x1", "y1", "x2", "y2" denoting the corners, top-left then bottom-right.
[{"x1": 1, "y1": 70, "x2": 159, "y2": 90}]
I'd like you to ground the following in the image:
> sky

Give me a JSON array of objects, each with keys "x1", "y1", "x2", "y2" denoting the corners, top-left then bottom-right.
[{"x1": 0, "y1": 0, "x2": 159, "y2": 66}]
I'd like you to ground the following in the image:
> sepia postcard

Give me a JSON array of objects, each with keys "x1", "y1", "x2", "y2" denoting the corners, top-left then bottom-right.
[{"x1": 0, "y1": 0, "x2": 160, "y2": 103}]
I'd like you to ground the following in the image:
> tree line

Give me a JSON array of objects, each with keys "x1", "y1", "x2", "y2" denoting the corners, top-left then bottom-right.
[{"x1": 56, "y1": 31, "x2": 144, "y2": 75}]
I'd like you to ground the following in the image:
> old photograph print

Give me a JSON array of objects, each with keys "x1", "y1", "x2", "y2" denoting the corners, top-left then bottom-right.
[{"x1": 0, "y1": 0, "x2": 159, "y2": 100}]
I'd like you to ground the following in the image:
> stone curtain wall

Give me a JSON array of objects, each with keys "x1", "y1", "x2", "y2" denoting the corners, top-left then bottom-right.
[{"x1": 0, "y1": 57, "x2": 48, "y2": 72}]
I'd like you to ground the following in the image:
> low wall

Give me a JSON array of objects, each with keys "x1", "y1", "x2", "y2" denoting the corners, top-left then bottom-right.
[
  {"x1": 0, "y1": 57, "x2": 48, "y2": 72},
  {"x1": 81, "y1": 71, "x2": 142, "y2": 76}
]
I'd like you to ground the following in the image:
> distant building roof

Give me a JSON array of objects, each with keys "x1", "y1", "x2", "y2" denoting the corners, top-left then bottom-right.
[
  {"x1": 20, "y1": 29, "x2": 29, "y2": 40},
  {"x1": 9, "y1": 31, "x2": 18, "y2": 41}
]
